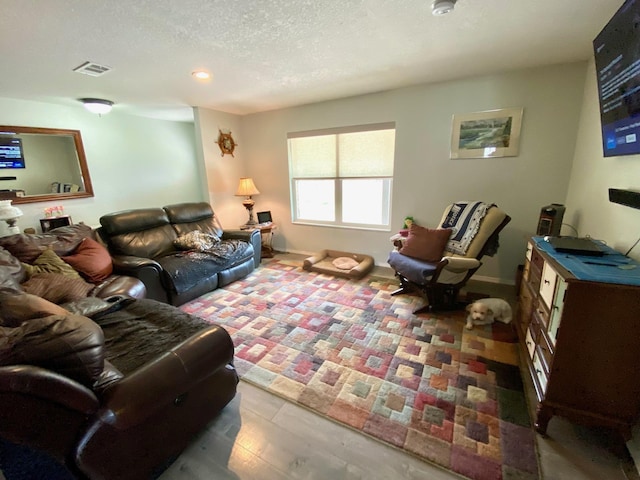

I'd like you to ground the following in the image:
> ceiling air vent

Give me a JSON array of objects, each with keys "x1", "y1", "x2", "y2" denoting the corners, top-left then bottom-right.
[{"x1": 73, "y1": 61, "x2": 112, "y2": 77}]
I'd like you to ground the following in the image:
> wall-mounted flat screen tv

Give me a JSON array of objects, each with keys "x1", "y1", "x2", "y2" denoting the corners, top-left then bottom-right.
[
  {"x1": 593, "y1": 0, "x2": 640, "y2": 157},
  {"x1": 0, "y1": 137, "x2": 25, "y2": 168}
]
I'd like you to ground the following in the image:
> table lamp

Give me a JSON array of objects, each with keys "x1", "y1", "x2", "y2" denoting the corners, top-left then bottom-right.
[
  {"x1": 235, "y1": 178, "x2": 260, "y2": 226},
  {"x1": 0, "y1": 200, "x2": 23, "y2": 236}
]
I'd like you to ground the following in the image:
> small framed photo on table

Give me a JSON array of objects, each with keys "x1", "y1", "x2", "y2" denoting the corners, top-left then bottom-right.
[{"x1": 257, "y1": 211, "x2": 272, "y2": 224}]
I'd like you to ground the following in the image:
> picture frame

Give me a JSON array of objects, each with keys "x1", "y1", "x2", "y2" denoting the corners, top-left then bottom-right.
[
  {"x1": 450, "y1": 107, "x2": 523, "y2": 159},
  {"x1": 257, "y1": 211, "x2": 272, "y2": 224}
]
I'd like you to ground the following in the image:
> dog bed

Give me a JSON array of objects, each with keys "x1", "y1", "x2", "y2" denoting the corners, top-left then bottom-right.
[{"x1": 302, "y1": 249, "x2": 374, "y2": 279}]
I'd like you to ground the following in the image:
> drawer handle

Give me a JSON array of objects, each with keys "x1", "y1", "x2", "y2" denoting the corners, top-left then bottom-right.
[
  {"x1": 544, "y1": 279, "x2": 550, "y2": 285},
  {"x1": 535, "y1": 369, "x2": 543, "y2": 375},
  {"x1": 526, "y1": 341, "x2": 532, "y2": 346}
]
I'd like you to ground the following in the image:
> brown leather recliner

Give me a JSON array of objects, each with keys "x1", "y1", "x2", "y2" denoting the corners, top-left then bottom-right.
[
  {"x1": 98, "y1": 202, "x2": 261, "y2": 306},
  {"x1": 0, "y1": 294, "x2": 239, "y2": 480}
]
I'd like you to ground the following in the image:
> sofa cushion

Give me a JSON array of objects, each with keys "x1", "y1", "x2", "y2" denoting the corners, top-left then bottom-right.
[
  {"x1": 399, "y1": 226, "x2": 453, "y2": 262},
  {"x1": 63, "y1": 237, "x2": 114, "y2": 283},
  {"x1": 0, "y1": 291, "x2": 70, "y2": 327},
  {"x1": 0, "y1": 224, "x2": 93, "y2": 263},
  {"x1": 164, "y1": 202, "x2": 223, "y2": 238},
  {"x1": 22, "y1": 248, "x2": 81, "y2": 279},
  {"x1": 21, "y1": 273, "x2": 94, "y2": 304},
  {"x1": 158, "y1": 239, "x2": 252, "y2": 294},
  {"x1": 0, "y1": 245, "x2": 25, "y2": 290},
  {"x1": 0, "y1": 313, "x2": 105, "y2": 387},
  {"x1": 99, "y1": 208, "x2": 178, "y2": 259}
]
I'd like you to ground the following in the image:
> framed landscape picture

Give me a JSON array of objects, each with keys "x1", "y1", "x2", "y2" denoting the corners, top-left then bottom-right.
[{"x1": 450, "y1": 107, "x2": 523, "y2": 159}]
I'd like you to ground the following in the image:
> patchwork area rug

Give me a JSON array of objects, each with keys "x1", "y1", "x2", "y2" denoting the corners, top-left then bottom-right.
[{"x1": 181, "y1": 258, "x2": 539, "y2": 480}]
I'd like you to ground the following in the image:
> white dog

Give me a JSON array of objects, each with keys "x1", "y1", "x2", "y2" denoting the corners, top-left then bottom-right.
[{"x1": 465, "y1": 298, "x2": 512, "y2": 330}]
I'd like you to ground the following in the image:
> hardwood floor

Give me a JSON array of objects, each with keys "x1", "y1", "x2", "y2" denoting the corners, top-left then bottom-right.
[{"x1": 160, "y1": 255, "x2": 638, "y2": 480}]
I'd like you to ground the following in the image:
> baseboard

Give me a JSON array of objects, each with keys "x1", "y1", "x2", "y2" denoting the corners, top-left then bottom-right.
[{"x1": 280, "y1": 250, "x2": 514, "y2": 286}]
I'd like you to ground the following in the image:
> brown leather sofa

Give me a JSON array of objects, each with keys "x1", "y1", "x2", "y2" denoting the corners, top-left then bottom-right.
[
  {"x1": 0, "y1": 293, "x2": 239, "y2": 480},
  {"x1": 98, "y1": 202, "x2": 261, "y2": 306}
]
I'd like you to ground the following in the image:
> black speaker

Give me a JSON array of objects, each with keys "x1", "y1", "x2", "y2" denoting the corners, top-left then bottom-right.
[
  {"x1": 537, "y1": 203, "x2": 565, "y2": 236},
  {"x1": 609, "y1": 188, "x2": 640, "y2": 210}
]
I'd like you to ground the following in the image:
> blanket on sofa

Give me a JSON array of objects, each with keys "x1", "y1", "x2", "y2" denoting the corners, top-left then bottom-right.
[
  {"x1": 158, "y1": 239, "x2": 251, "y2": 295},
  {"x1": 94, "y1": 299, "x2": 209, "y2": 375}
]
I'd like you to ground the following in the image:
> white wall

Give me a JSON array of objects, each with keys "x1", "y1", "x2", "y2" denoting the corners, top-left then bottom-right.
[
  {"x1": 206, "y1": 62, "x2": 588, "y2": 283},
  {"x1": 0, "y1": 97, "x2": 203, "y2": 235},
  {"x1": 565, "y1": 59, "x2": 640, "y2": 261},
  {"x1": 193, "y1": 108, "x2": 248, "y2": 228}
]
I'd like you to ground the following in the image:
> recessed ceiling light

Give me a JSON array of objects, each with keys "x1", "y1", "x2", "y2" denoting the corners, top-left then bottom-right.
[{"x1": 192, "y1": 70, "x2": 211, "y2": 80}]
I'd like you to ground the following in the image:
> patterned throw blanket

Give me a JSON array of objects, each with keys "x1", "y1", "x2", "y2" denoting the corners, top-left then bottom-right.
[{"x1": 440, "y1": 201, "x2": 492, "y2": 255}]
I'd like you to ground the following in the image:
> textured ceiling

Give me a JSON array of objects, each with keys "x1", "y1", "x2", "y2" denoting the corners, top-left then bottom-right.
[{"x1": 0, "y1": 0, "x2": 624, "y2": 121}]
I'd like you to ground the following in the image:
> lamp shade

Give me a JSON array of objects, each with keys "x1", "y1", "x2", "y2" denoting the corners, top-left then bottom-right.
[
  {"x1": 0, "y1": 200, "x2": 23, "y2": 221},
  {"x1": 80, "y1": 98, "x2": 114, "y2": 115},
  {"x1": 235, "y1": 178, "x2": 260, "y2": 197}
]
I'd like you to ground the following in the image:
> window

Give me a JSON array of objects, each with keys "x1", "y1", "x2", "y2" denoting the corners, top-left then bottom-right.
[{"x1": 288, "y1": 123, "x2": 395, "y2": 230}]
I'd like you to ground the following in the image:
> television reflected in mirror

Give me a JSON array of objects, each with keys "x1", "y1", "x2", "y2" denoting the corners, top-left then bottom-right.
[{"x1": 0, "y1": 125, "x2": 94, "y2": 204}]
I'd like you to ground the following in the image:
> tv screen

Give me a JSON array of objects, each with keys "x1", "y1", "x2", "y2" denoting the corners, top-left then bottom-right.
[
  {"x1": 593, "y1": 0, "x2": 640, "y2": 157},
  {"x1": 0, "y1": 137, "x2": 25, "y2": 168}
]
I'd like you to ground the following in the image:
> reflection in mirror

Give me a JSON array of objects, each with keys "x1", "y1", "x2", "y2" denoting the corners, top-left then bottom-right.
[{"x1": 0, "y1": 125, "x2": 94, "y2": 204}]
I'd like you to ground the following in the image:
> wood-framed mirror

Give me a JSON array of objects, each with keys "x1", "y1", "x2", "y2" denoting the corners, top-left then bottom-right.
[{"x1": 0, "y1": 125, "x2": 94, "y2": 204}]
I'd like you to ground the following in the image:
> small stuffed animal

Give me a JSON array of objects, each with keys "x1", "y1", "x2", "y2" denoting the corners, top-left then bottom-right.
[{"x1": 403, "y1": 216, "x2": 415, "y2": 229}]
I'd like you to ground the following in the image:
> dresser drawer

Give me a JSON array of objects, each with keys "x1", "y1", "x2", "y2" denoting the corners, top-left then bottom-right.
[
  {"x1": 525, "y1": 327, "x2": 536, "y2": 359},
  {"x1": 533, "y1": 350, "x2": 548, "y2": 393},
  {"x1": 533, "y1": 296, "x2": 550, "y2": 329},
  {"x1": 537, "y1": 330, "x2": 554, "y2": 371},
  {"x1": 539, "y1": 262, "x2": 558, "y2": 309},
  {"x1": 531, "y1": 247, "x2": 544, "y2": 272}
]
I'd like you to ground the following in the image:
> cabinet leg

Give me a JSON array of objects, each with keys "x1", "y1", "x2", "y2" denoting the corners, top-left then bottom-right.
[{"x1": 535, "y1": 405, "x2": 552, "y2": 436}]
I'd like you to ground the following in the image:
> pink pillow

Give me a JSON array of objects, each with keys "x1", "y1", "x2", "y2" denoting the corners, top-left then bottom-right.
[
  {"x1": 63, "y1": 237, "x2": 113, "y2": 283},
  {"x1": 399, "y1": 226, "x2": 452, "y2": 262}
]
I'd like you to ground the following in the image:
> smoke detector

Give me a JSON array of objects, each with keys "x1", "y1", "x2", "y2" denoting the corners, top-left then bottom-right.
[{"x1": 432, "y1": 0, "x2": 456, "y2": 16}]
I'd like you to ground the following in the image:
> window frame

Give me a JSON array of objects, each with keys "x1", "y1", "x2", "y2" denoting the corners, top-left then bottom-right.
[{"x1": 288, "y1": 122, "x2": 395, "y2": 231}]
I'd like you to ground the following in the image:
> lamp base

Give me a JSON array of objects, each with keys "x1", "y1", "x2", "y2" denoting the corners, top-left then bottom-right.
[{"x1": 242, "y1": 198, "x2": 257, "y2": 225}]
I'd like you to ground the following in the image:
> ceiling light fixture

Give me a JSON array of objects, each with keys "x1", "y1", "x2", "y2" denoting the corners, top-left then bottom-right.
[
  {"x1": 80, "y1": 98, "x2": 114, "y2": 115},
  {"x1": 192, "y1": 70, "x2": 211, "y2": 80},
  {"x1": 432, "y1": 0, "x2": 456, "y2": 16}
]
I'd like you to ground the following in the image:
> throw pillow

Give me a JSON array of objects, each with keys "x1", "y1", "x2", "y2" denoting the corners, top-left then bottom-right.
[
  {"x1": 399, "y1": 226, "x2": 453, "y2": 262},
  {"x1": 0, "y1": 291, "x2": 70, "y2": 327},
  {"x1": 21, "y1": 248, "x2": 81, "y2": 279},
  {"x1": 62, "y1": 237, "x2": 113, "y2": 283},
  {"x1": 21, "y1": 273, "x2": 94, "y2": 304},
  {"x1": 174, "y1": 230, "x2": 221, "y2": 252}
]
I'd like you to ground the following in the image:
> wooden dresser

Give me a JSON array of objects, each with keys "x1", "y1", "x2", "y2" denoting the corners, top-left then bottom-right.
[{"x1": 517, "y1": 237, "x2": 640, "y2": 439}]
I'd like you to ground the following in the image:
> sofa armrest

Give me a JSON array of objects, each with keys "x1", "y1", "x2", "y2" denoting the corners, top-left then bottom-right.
[
  {"x1": 0, "y1": 365, "x2": 99, "y2": 413},
  {"x1": 441, "y1": 256, "x2": 481, "y2": 272},
  {"x1": 97, "y1": 325, "x2": 235, "y2": 429},
  {"x1": 110, "y1": 254, "x2": 168, "y2": 303},
  {"x1": 222, "y1": 229, "x2": 261, "y2": 267}
]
